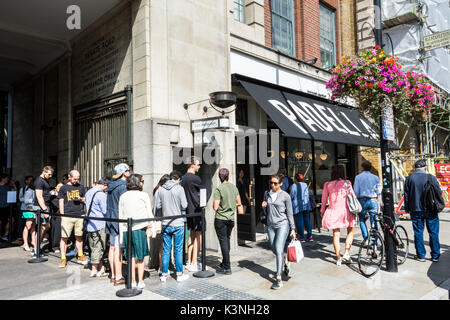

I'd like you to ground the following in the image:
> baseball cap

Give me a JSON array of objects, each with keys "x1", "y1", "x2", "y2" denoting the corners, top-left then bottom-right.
[
  {"x1": 112, "y1": 163, "x2": 130, "y2": 179},
  {"x1": 98, "y1": 177, "x2": 111, "y2": 185},
  {"x1": 414, "y1": 159, "x2": 426, "y2": 169}
]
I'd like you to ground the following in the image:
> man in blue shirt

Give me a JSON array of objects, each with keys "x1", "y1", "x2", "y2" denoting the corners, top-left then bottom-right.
[
  {"x1": 85, "y1": 177, "x2": 109, "y2": 277},
  {"x1": 404, "y1": 159, "x2": 441, "y2": 262},
  {"x1": 354, "y1": 161, "x2": 381, "y2": 240}
]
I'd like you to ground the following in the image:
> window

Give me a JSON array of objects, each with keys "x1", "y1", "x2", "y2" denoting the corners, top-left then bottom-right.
[
  {"x1": 319, "y1": 3, "x2": 336, "y2": 69},
  {"x1": 234, "y1": 0, "x2": 245, "y2": 23},
  {"x1": 271, "y1": 0, "x2": 295, "y2": 56},
  {"x1": 235, "y1": 98, "x2": 248, "y2": 126}
]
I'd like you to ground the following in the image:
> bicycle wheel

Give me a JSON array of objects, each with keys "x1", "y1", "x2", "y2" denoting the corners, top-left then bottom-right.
[
  {"x1": 394, "y1": 225, "x2": 409, "y2": 265},
  {"x1": 358, "y1": 231, "x2": 384, "y2": 278}
]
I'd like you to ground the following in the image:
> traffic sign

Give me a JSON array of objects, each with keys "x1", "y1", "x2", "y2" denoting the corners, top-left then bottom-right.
[{"x1": 395, "y1": 196, "x2": 406, "y2": 214}]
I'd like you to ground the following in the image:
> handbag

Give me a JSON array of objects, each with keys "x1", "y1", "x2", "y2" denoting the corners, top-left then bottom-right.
[
  {"x1": 287, "y1": 239, "x2": 304, "y2": 263},
  {"x1": 344, "y1": 180, "x2": 362, "y2": 216},
  {"x1": 259, "y1": 191, "x2": 268, "y2": 225},
  {"x1": 83, "y1": 191, "x2": 102, "y2": 233}
]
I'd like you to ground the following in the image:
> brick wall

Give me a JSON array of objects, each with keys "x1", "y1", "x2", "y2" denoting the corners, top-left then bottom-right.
[
  {"x1": 265, "y1": 0, "x2": 341, "y2": 68},
  {"x1": 339, "y1": 0, "x2": 356, "y2": 57}
]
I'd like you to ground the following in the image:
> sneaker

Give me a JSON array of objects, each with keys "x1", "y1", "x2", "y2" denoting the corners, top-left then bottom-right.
[
  {"x1": 284, "y1": 262, "x2": 290, "y2": 276},
  {"x1": 160, "y1": 275, "x2": 168, "y2": 282},
  {"x1": 58, "y1": 258, "x2": 67, "y2": 268},
  {"x1": 21, "y1": 245, "x2": 31, "y2": 252},
  {"x1": 216, "y1": 268, "x2": 232, "y2": 275},
  {"x1": 414, "y1": 255, "x2": 426, "y2": 262},
  {"x1": 336, "y1": 258, "x2": 342, "y2": 266},
  {"x1": 97, "y1": 270, "x2": 108, "y2": 277},
  {"x1": 131, "y1": 282, "x2": 137, "y2": 288},
  {"x1": 299, "y1": 238, "x2": 306, "y2": 243},
  {"x1": 76, "y1": 255, "x2": 88, "y2": 265},
  {"x1": 271, "y1": 279, "x2": 283, "y2": 290},
  {"x1": 0, "y1": 236, "x2": 8, "y2": 241},
  {"x1": 89, "y1": 272, "x2": 98, "y2": 278},
  {"x1": 187, "y1": 264, "x2": 199, "y2": 272},
  {"x1": 307, "y1": 237, "x2": 314, "y2": 242},
  {"x1": 176, "y1": 274, "x2": 189, "y2": 282},
  {"x1": 114, "y1": 277, "x2": 126, "y2": 286},
  {"x1": 197, "y1": 262, "x2": 202, "y2": 270},
  {"x1": 342, "y1": 253, "x2": 352, "y2": 263},
  {"x1": 137, "y1": 282, "x2": 146, "y2": 289},
  {"x1": 431, "y1": 257, "x2": 439, "y2": 262},
  {"x1": 66, "y1": 248, "x2": 77, "y2": 257}
]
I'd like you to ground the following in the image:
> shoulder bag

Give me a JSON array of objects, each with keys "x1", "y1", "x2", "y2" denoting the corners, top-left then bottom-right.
[
  {"x1": 344, "y1": 180, "x2": 362, "y2": 216},
  {"x1": 259, "y1": 191, "x2": 268, "y2": 225}
]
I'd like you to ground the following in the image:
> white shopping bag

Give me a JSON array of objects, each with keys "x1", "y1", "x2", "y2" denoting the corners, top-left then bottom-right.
[{"x1": 287, "y1": 239, "x2": 304, "y2": 263}]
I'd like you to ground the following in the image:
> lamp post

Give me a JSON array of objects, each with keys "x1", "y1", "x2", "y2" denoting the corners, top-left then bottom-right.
[{"x1": 374, "y1": 0, "x2": 398, "y2": 272}]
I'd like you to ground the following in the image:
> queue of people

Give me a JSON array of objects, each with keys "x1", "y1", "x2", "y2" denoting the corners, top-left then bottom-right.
[{"x1": 2, "y1": 157, "x2": 444, "y2": 291}]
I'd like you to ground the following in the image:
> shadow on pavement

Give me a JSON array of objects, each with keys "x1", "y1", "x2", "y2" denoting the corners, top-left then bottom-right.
[{"x1": 237, "y1": 259, "x2": 274, "y2": 283}]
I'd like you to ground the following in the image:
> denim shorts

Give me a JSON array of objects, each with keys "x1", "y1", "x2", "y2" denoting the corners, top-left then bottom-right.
[{"x1": 109, "y1": 234, "x2": 124, "y2": 248}]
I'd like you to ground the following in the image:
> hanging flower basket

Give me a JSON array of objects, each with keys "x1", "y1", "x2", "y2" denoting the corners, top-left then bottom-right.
[{"x1": 326, "y1": 46, "x2": 438, "y2": 128}]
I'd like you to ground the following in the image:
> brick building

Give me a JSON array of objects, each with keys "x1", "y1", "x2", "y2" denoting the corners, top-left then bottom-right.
[{"x1": 0, "y1": 0, "x2": 396, "y2": 253}]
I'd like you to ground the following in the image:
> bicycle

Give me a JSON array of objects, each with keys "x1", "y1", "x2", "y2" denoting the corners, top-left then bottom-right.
[{"x1": 357, "y1": 212, "x2": 409, "y2": 278}]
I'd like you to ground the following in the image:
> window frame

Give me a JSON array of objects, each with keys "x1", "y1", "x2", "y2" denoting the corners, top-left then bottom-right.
[
  {"x1": 233, "y1": 0, "x2": 246, "y2": 23},
  {"x1": 319, "y1": 2, "x2": 337, "y2": 69},
  {"x1": 271, "y1": 0, "x2": 295, "y2": 56}
]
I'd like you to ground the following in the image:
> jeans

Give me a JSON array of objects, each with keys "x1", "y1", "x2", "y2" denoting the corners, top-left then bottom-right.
[
  {"x1": 295, "y1": 211, "x2": 312, "y2": 239},
  {"x1": 411, "y1": 212, "x2": 440, "y2": 259},
  {"x1": 358, "y1": 198, "x2": 378, "y2": 240},
  {"x1": 214, "y1": 219, "x2": 234, "y2": 270},
  {"x1": 161, "y1": 225, "x2": 184, "y2": 275},
  {"x1": 267, "y1": 223, "x2": 290, "y2": 277}
]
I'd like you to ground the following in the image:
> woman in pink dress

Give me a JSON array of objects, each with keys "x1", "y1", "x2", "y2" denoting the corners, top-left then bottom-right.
[{"x1": 320, "y1": 164, "x2": 356, "y2": 265}]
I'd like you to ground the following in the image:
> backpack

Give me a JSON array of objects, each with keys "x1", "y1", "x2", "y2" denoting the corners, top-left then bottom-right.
[{"x1": 421, "y1": 174, "x2": 445, "y2": 214}]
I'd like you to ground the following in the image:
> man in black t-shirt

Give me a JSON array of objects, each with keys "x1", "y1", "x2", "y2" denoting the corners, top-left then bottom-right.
[
  {"x1": 181, "y1": 156, "x2": 204, "y2": 272},
  {"x1": 57, "y1": 170, "x2": 87, "y2": 268},
  {"x1": 33, "y1": 166, "x2": 54, "y2": 255}
]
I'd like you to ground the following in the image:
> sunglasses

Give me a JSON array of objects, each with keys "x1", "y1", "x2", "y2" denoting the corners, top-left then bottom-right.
[
  {"x1": 269, "y1": 181, "x2": 279, "y2": 185},
  {"x1": 141, "y1": 180, "x2": 144, "y2": 183}
]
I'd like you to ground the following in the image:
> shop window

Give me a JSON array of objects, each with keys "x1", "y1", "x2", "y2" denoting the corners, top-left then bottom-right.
[
  {"x1": 314, "y1": 141, "x2": 336, "y2": 197},
  {"x1": 234, "y1": 0, "x2": 246, "y2": 23},
  {"x1": 319, "y1": 3, "x2": 336, "y2": 69},
  {"x1": 285, "y1": 138, "x2": 313, "y2": 188},
  {"x1": 235, "y1": 98, "x2": 248, "y2": 126},
  {"x1": 271, "y1": 0, "x2": 295, "y2": 56}
]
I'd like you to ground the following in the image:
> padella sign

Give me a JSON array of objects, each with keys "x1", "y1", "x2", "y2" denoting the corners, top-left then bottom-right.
[{"x1": 239, "y1": 79, "x2": 380, "y2": 147}]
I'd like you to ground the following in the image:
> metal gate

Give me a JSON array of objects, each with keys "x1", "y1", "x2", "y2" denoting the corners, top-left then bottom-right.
[{"x1": 74, "y1": 86, "x2": 132, "y2": 187}]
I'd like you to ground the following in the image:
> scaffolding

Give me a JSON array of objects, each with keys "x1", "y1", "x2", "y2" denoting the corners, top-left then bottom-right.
[{"x1": 379, "y1": 0, "x2": 450, "y2": 208}]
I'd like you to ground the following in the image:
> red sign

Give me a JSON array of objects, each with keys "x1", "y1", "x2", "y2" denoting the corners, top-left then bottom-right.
[
  {"x1": 435, "y1": 163, "x2": 450, "y2": 187},
  {"x1": 435, "y1": 163, "x2": 450, "y2": 207},
  {"x1": 395, "y1": 196, "x2": 406, "y2": 214}
]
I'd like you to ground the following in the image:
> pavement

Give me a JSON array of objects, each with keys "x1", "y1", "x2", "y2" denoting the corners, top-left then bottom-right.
[{"x1": 0, "y1": 208, "x2": 449, "y2": 300}]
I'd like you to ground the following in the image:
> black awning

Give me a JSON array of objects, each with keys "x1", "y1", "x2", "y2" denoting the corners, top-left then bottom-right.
[
  {"x1": 238, "y1": 76, "x2": 381, "y2": 148},
  {"x1": 239, "y1": 80, "x2": 312, "y2": 140}
]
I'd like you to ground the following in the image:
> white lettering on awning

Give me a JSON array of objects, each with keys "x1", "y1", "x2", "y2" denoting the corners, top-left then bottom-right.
[
  {"x1": 327, "y1": 108, "x2": 360, "y2": 136},
  {"x1": 360, "y1": 118, "x2": 379, "y2": 140},
  {"x1": 314, "y1": 104, "x2": 348, "y2": 133},
  {"x1": 268, "y1": 99, "x2": 309, "y2": 134},
  {"x1": 341, "y1": 112, "x2": 363, "y2": 135},
  {"x1": 287, "y1": 100, "x2": 321, "y2": 132},
  {"x1": 298, "y1": 101, "x2": 334, "y2": 132}
]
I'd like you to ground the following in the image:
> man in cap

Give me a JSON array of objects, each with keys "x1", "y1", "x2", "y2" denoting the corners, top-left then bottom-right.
[
  {"x1": 404, "y1": 159, "x2": 442, "y2": 262},
  {"x1": 106, "y1": 163, "x2": 130, "y2": 285}
]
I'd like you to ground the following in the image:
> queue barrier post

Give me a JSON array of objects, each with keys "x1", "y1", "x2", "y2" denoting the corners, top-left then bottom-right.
[
  {"x1": 8, "y1": 205, "x2": 13, "y2": 243},
  {"x1": 116, "y1": 217, "x2": 142, "y2": 298},
  {"x1": 28, "y1": 210, "x2": 48, "y2": 263},
  {"x1": 193, "y1": 208, "x2": 214, "y2": 278}
]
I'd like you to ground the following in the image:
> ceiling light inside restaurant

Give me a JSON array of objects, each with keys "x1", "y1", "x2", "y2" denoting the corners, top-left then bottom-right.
[
  {"x1": 280, "y1": 151, "x2": 286, "y2": 159},
  {"x1": 308, "y1": 153, "x2": 313, "y2": 160},
  {"x1": 295, "y1": 152, "x2": 303, "y2": 159},
  {"x1": 320, "y1": 152, "x2": 328, "y2": 160}
]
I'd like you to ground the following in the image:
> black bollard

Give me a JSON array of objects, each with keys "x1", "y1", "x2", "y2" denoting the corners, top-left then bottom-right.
[
  {"x1": 193, "y1": 208, "x2": 214, "y2": 278},
  {"x1": 8, "y1": 205, "x2": 12, "y2": 243},
  {"x1": 116, "y1": 218, "x2": 142, "y2": 297},
  {"x1": 28, "y1": 210, "x2": 48, "y2": 263}
]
